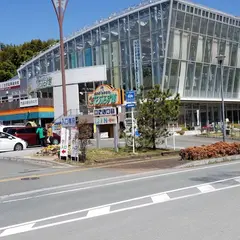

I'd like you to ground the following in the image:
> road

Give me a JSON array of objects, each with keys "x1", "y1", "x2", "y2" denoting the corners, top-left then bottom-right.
[
  {"x1": 92, "y1": 135, "x2": 237, "y2": 149},
  {"x1": 1, "y1": 158, "x2": 240, "y2": 239}
]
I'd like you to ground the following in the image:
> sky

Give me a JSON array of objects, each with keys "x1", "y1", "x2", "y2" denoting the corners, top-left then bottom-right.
[{"x1": 1, "y1": 0, "x2": 240, "y2": 45}]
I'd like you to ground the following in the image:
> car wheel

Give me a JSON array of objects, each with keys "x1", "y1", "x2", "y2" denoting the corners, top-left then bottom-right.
[
  {"x1": 52, "y1": 139, "x2": 59, "y2": 145},
  {"x1": 14, "y1": 143, "x2": 23, "y2": 151}
]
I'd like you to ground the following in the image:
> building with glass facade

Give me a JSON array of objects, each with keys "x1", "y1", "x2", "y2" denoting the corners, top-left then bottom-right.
[{"x1": 13, "y1": 0, "x2": 240, "y2": 127}]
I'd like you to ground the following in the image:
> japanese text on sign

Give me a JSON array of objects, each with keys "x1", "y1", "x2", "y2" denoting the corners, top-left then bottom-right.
[
  {"x1": 94, "y1": 107, "x2": 116, "y2": 116},
  {"x1": 61, "y1": 116, "x2": 76, "y2": 128},
  {"x1": 20, "y1": 98, "x2": 39, "y2": 108},
  {"x1": 94, "y1": 116, "x2": 117, "y2": 125}
]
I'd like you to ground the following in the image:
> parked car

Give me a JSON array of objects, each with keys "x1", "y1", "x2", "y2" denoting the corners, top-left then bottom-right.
[
  {"x1": 0, "y1": 132, "x2": 28, "y2": 152},
  {"x1": 3, "y1": 127, "x2": 61, "y2": 146}
]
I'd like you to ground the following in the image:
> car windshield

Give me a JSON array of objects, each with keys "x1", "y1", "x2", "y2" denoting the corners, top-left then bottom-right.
[{"x1": 0, "y1": 132, "x2": 9, "y2": 138}]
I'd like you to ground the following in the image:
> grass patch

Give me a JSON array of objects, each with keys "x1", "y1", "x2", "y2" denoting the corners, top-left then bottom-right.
[{"x1": 86, "y1": 147, "x2": 172, "y2": 162}]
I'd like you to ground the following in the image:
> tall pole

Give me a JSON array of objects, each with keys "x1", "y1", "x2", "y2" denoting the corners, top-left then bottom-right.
[
  {"x1": 220, "y1": 61, "x2": 226, "y2": 142},
  {"x1": 52, "y1": 0, "x2": 69, "y2": 116},
  {"x1": 216, "y1": 55, "x2": 226, "y2": 142}
]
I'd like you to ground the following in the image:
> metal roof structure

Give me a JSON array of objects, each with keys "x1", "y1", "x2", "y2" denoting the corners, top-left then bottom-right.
[{"x1": 18, "y1": 0, "x2": 240, "y2": 71}]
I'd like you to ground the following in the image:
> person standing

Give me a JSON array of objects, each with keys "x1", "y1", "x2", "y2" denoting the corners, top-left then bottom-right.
[
  {"x1": 47, "y1": 123, "x2": 53, "y2": 145},
  {"x1": 36, "y1": 124, "x2": 45, "y2": 147}
]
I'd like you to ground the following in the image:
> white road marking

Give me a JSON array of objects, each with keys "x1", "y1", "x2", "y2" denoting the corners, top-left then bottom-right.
[
  {"x1": 234, "y1": 177, "x2": 240, "y2": 183},
  {"x1": 197, "y1": 185, "x2": 215, "y2": 193},
  {"x1": 2, "y1": 160, "x2": 240, "y2": 203},
  {"x1": 87, "y1": 206, "x2": 110, "y2": 217},
  {"x1": 1, "y1": 182, "x2": 240, "y2": 238},
  {"x1": 0, "y1": 223, "x2": 35, "y2": 237},
  {"x1": 1, "y1": 175, "x2": 240, "y2": 234},
  {"x1": 151, "y1": 193, "x2": 170, "y2": 203}
]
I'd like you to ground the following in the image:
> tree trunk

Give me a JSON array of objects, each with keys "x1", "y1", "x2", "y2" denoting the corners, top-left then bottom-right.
[{"x1": 152, "y1": 118, "x2": 156, "y2": 150}]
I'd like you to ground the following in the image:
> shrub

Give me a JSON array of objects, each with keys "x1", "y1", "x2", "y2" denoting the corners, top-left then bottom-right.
[
  {"x1": 179, "y1": 142, "x2": 240, "y2": 161},
  {"x1": 177, "y1": 130, "x2": 185, "y2": 135}
]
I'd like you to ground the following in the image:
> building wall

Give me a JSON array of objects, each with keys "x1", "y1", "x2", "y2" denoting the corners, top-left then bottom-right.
[
  {"x1": 18, "y1": 0, "x2": 170, "y2": 97},
  {"x1": 0, "y1": 107, "x2": 54, "y2": 121},
  {"x1": 17, "y1": 0, "x2": 240, "y2": 104},
  {"x1": 167, "y1": 1, "x2": 240, "y2": 100}
]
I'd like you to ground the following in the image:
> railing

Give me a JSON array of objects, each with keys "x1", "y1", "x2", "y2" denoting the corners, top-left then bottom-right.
[{"x1": 0, "y1": 98, "x2": 53, "y2": 111}]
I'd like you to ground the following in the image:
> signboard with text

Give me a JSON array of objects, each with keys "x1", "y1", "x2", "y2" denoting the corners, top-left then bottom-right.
[
  {"x1": 94, "y1": 116, "x2": 117, "y2": 125},
  {"x1": 20, "y1": 98, "x2": 39, "y2": 108},
  {"x1": 88, "y1": 84, "x2": 123, "y2": 107},
  {"x1": 126, "y1": 90, "x2": 135, "y2": 103},
  {"x1": 70, "y1": 127, "x2": 79, "y2": 158},
  {"x1": 61, "y1": 116, "x2": 76, "y2": 128},
  {"x1": 133, "y1": 39, "x2": 141, "y2": 93},
  {"x1": 0, "y1": 79, "x2": 20, "y2": 91},
  {"x1": 60, "y1": 127, "x2": 69, "y2": 157},
  {"x1": 94, "y1": 107, "x2": 116, "y2": 116}
]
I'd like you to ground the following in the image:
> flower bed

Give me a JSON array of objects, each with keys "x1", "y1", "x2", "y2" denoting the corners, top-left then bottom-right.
[
  {"x1": 36, "y1": 145, "x2": 60, "y2": 157},
  {"x1": 179, "y1": 142, "x2": 240, "y2": 161}
]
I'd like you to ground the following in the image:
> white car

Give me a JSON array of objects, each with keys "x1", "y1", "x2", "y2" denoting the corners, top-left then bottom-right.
[{"x1": 0, "y1": 132, "x2": 28, "y2": 152}]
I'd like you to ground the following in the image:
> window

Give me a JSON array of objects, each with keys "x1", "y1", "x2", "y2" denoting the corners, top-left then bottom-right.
[
  {"x1": 16, "y1": 129, "x2": 27, "y2": 134},
  {"x1": 176, "y1": 11, "x2": 185, "y2": 29},
  {"x1": 192, "y1": 16, "x2": 201, "y2": 32},
  {"x1": 129, "y1": 13, "x2": 139, "y2": 37},
  {"x1": 0, "y1": 133, "x2": 9, "y2": 138},
  {"x1": 110, "y1": 21, "x2": 119, "y2": 42},
  {"x1": 139, "y1": 9, "x2": 150, "y2": 34},
  {"x1": 184, "y1": 13, "x2": 193, "y2": 31},
  {"x1": 5, "y1": 128, "x2": 16, "y2": 135},
  {"x1": 200, "y1": 18, "x2": 208, "y2": 34}
]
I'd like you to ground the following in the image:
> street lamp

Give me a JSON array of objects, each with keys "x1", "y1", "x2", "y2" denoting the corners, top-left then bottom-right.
[
  {"x1": 51, "y1": 0, "x2": 69, "y2": 116},
  {"x1": 216, "y1": 54, "x2": 226, "y2": 142}
]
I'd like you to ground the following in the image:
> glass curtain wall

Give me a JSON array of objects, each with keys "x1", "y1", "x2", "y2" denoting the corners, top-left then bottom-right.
[
  {"x1": 169, "y1": 2, "x2": 240, "y2": 99},
  {"x1": 21, "y1": 2, "x2": 170, "y2": 92}
]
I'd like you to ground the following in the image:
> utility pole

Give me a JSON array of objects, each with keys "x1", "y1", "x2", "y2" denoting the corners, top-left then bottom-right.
[{"x1": 51, "y1": 0, "x2": 69, "y2": 116}]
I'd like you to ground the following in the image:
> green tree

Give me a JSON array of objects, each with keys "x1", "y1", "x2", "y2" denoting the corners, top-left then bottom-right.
[
  {"x1": 0, "y1": 39, "x2": 57, "y2": 82},
  {"x1": 136, "y1": 85, "x2": 180, "y2": 150}
]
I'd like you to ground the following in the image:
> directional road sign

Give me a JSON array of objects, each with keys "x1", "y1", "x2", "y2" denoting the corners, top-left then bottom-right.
[{"x1": 126, "y1": 90, "x2": 136, "y2": 103}]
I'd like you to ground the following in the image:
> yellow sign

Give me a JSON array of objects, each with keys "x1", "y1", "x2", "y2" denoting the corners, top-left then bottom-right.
[{"x1": 88, "y1": 85, "x2": 124, "y2": 107}]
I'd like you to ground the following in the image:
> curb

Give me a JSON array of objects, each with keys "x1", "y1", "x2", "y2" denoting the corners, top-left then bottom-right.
[
  {"x1": 0, "y1": 156, "x2": 73, "y2": 168},
  {"x1": 196, "y1": 134, "x2": 240, "y2": 141},
  {"x1": 176, "y1": 154, "x2": 240, "y2": 168}
]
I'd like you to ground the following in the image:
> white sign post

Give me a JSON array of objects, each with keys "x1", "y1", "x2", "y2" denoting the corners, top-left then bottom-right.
[
  {"x1": 172, "y1": 124, "x2": 176, "y2": 151},
  {"x1": 131, "y1": 108, "x2": 135, "y2": 154},
  {"x1": 70, "y1": 127, "x2": 79, "y2": 160},
  {"x1": 60, "y1": 127, "x2": 69, "y2": 158}
]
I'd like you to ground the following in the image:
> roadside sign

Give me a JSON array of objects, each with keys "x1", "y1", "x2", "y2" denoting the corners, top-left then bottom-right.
[
  {"x1": 126, "y1": 103, "x2": 136, "y2": 109},
  {"x1": 61, "y1": 116, "x2": 76, "y2": 128},
  {"x1": 126, "y1": 90, "x2": 135, "y2": 103},
  {"x1": 60, "y1": 127, "x2": 69, "y2": 157},
  {"x1": 70, "y1": 127, "x2": 79, "y2": 158},
  {"x1": 94, "y1": 116, "x2": 117, "y2": 125},
  {"x1": 94, "y1": 107, "x2": 116, "y2": 116}
]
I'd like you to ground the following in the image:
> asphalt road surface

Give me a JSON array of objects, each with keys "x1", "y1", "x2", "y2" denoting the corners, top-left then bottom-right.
[{"x1": 1, "y1": 159, "x2": 240, "y2": 239}]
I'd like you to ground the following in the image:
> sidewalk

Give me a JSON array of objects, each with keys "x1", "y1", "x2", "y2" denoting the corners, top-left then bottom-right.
[{"x1": 0, "y1": 148, "x2": 71, "y2": 168}]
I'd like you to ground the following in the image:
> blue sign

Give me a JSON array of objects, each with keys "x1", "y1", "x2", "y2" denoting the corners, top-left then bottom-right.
[
  {"x1": 126, "y1": 103, "x2": 136, "y2": 109},
  {"x1": 61, "y1": 116, "x2": 76, "y2": 128},
  {"x1": 126, "y1": 90, "x2": 136, "y2": 103}
]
